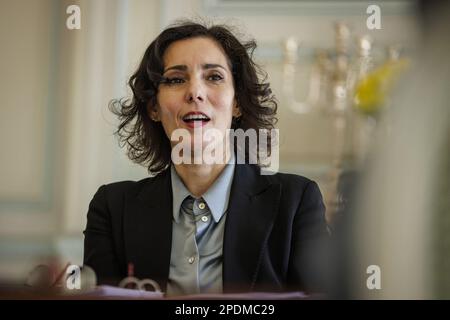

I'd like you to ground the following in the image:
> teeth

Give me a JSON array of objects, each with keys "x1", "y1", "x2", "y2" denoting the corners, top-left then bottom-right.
[{"x1": 183, "y1": 114, "x2": 209, "y2": 121}]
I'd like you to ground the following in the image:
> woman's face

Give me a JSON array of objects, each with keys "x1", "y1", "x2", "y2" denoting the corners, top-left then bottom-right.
[{"x1": 151, "y1": 37, "x2": 240, "y2": 156}]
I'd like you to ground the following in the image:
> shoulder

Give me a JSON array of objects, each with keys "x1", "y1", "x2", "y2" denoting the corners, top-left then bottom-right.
[
  {"x1": 271, "y1": 171, "x2": 323, "y2": 207},
  {"x1": 253, "y1": 165, "x2": 320, "y2": 194},
  {"x1": 92, "y1": 169, "x2": 170, "y2": 203},
  {"x1": 239, "y1": 164, "x2": 324, "y2": 205},
  {"x1": 99, "y1": 178, "x2": 150, "y2": 195},
  {"x1": 266, "y1": 170, "x2": 313, "y2": 189}
]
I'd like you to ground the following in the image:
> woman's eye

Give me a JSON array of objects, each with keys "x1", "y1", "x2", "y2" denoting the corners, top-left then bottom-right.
[
  {"x1": 162, "y1": 77, "x2": 184, "y2": 85},
  {"x1": 207, "y1": 74, "x2": 223, "y2": 81}
]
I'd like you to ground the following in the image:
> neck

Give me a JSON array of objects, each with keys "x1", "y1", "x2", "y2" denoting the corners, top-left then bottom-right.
[
  {"x1": 174, "y1": 163, "x2": 227, "y2": 198},
  {"x1": 173, "y1": 146, "x2": 232, "y2": 198}
]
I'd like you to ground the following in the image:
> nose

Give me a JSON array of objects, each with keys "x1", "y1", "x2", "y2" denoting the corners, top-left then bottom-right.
[{"x1": 185, "y1": 79, "x2": 205, "y2": 103}]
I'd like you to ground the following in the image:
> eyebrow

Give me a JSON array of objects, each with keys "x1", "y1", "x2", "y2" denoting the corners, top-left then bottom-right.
[{"x1": 163, "y1": 63, "x2": 227, "y2": 74}]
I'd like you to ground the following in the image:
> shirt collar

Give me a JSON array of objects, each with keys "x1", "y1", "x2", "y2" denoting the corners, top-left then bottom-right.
[{"x1": 170, "y1": 152, "x2": 235, "y2": 223}]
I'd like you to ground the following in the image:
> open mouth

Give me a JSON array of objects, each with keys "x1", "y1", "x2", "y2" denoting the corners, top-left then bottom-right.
[{"x1": 182, "y1": 112, "x2": 211, "y2": 126}]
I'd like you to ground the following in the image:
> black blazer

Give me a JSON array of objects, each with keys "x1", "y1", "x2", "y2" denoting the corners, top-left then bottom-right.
[{"x1": 83, "y1": 163, "x2": 330, "y2": 293}]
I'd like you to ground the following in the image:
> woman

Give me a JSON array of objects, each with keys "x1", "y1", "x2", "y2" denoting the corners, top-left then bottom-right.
[{"x1": 83, "y1": 21, "x2": 330, "y2": 296}]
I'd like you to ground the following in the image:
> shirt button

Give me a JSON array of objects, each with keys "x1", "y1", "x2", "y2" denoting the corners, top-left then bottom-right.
[
  {"x1": 201, "y1": 216, "x2": 208, "y2": 222},
  {"x1": 188, "y1": 256, "x2": 195, "y2": 264},
  {"x1": 198, "y1": 202, "x2": 206, "y2": 210}
]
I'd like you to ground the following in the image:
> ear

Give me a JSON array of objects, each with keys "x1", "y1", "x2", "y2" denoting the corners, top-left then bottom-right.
[
  {"x1": 147, "y1": 102, "x2": 160, "y2": 122},
  {"x1": 232, "y1": 100, "x2": 241, "y2": 118}
]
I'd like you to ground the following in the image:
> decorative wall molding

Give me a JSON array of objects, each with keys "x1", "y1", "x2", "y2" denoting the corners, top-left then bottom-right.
[
  {"x1": 203, "y1": 0, "x2": 416, "y2": 16},
  {"x1": 0, "y1": 0, "x2": 61, "y2": 213}
]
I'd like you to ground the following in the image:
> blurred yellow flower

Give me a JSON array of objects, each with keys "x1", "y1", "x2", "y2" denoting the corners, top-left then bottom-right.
[{"x1": 354, "y1": 58, "x2": 410, "y2": 115}]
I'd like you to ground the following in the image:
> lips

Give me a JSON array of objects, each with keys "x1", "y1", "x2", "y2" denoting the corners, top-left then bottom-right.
[{"x1": 182, "y1": 111, "x2": 210, "y2": 128}]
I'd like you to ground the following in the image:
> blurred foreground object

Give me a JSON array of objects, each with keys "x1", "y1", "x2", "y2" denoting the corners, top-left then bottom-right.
[
  {"x1": 333, "y1": 1, "x2": 450, "y2": 299},
  {"x1": 25, "y1": 264, "x2": 55, "y2": 288},
  {"x1": 24, "y1": 263, "x2": 97, "y2": 294},
  {"x1": 118, "y1": 263, "x2": 162, "y2": 293}
]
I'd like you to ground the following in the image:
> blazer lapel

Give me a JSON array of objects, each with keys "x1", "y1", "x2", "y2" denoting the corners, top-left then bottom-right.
[
  {"x1": 123, "y1": 169, "x2": 173, "y2": 292},
  {"x1": 223, "y1": 164, "x2": 281, "y2": 292}
]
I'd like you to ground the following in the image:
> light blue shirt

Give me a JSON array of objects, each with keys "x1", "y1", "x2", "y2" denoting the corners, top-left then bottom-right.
[{"x1": 166, "y1": 153, "x2": 235, "y2": 296}]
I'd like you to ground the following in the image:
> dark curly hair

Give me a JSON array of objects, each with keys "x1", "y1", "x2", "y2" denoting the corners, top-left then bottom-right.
[{"x1": 109, "y1": 20, "x2": 278, "y2": 175}]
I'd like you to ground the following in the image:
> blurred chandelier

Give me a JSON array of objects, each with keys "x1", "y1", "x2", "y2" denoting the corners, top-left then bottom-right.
[
  {"x1": 282, "y1": 22, "x2": 378, "y2": 116},
  {"x1": 282, "y1": 22, "x2": 408, "y2": 220}
]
